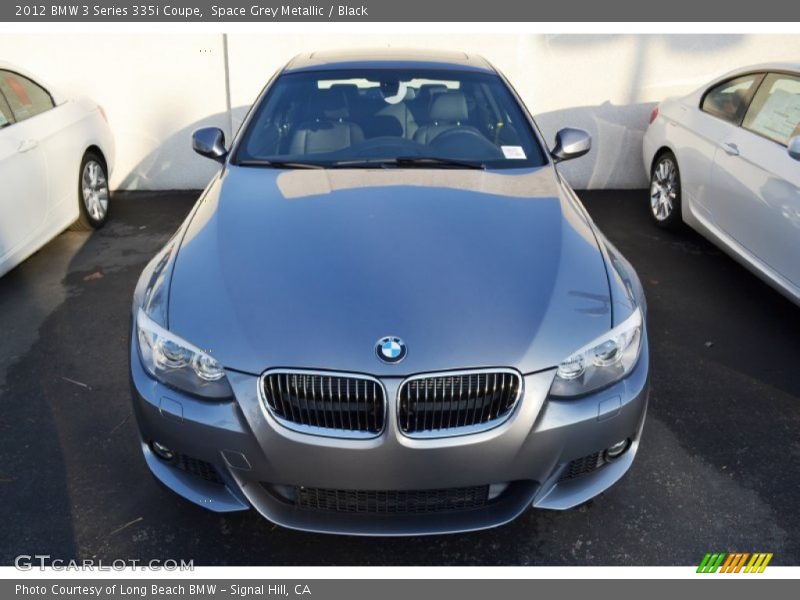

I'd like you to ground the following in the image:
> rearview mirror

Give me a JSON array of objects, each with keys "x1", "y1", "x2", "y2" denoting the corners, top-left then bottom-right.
[
  {"x1": 551, "y1": 128, "x2": 591, "y2": 163},
  {"x1": 192, "y1": 127, "x2": 227, "y2": 162},
  {"x1": 788, "y1": 135, "x2": 800, "y2": 161}
]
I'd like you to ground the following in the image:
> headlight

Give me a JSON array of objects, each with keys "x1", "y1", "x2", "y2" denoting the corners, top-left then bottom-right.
[
  {"x1": 137, "y1": 308, "x2": 233, "y2": 398},
  {"x1": 134, "y1": 237, "x2": 232, "y2": 399},
  {"x1": 549, "y1": 308, "x2": 643, "y2": 397}
]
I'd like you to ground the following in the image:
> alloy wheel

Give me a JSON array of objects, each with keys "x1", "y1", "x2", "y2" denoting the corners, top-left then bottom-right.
[
  {"x1": 650, "y1": 158, "x2": 677, "y2": 221},
  {"x1": 81, "y1": 160, "x2": 109, "y2": 222}
]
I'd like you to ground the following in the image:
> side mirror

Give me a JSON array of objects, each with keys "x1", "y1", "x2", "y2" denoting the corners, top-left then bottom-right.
[
  {"x1": 788, "y1": 135, "x2": 800, "y2": 161},
  {"x1": 192, "y1": 127, "x2": 227, "y2": 162},
  {"x1": 551, "y1": 127, "x2": 592, "y2": 163}
]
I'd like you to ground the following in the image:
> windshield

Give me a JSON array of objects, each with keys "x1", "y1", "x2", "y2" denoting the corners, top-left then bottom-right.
[{"x1": 234, "y1": 68, "x2": 547, "y2": 169}]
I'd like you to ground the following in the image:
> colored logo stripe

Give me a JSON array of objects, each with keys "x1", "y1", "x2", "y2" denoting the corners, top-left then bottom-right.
[
  {"x1": 697, "y1": 552, "x2": 773, "y2": 573},
  {"x1": 697, "y1": 553, "x2": 726, "y2": 573},
  {"x1": 745, "y1": 553, "x2": 773, "y2": 573}
]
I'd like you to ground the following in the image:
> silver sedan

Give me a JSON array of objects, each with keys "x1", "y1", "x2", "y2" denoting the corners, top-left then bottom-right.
[{"x1": 644, "y1": 63, "x2": 800, "y2": 305}]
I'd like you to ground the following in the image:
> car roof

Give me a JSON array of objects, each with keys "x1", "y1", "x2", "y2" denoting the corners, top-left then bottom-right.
[
  {"x1": 681, "y1": 62, "x2": 800, "y2": 100},
  {"x1": 283, "y1": 49, "x2": 496, "y2": 74},
  {"x1": 715, "y1": 62, "x2": 800, "y2": 82}
]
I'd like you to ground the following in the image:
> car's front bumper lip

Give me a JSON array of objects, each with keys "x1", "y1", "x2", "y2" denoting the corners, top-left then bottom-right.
[{"x1": 130, "y1": 331, "x2": 649, "y2": 536}]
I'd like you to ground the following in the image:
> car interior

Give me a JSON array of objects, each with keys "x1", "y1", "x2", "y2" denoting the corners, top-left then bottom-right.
[
  {"x1": 703, "y1": 85, "x2": 752, "y2": 122},
  {"x1": 702, "y1": 73, "x2": 800, "y2": 146},
  {"x1": 238, "y1": 72, "x2": 546, "y2": 167}
]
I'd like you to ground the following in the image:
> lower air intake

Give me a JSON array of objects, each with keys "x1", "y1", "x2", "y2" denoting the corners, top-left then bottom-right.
[
  {"x1": 559, "y1": 451, "x2": 605, "y2": 481},
  {"x1": 175, "y1": 453, "x2": 223, "y2": 484},
  {"x1": 294, "y1": 485, "x2": 491, "y2": 514}
]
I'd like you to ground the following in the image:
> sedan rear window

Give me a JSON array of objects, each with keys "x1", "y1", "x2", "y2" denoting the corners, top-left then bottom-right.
[
  {"x1": 0, "y1": 70, "x2": 54, "y2": 122},
  {"x1": 235, "y1": 68, "x2": 547, "y2": 169},
  {"x1": 742, "y1": 73, "x2": 800, "y2": 146},
  {"x1": 701, "y1": 74, "x2": 761, "y2": 124}
]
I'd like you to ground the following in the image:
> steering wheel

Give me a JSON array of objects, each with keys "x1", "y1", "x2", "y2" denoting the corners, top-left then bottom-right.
[
  {"x1": 430, "y1": 128, "x2": 504, "y2": 158},
  {"x1": 348, "y1": 136, "x2": 424, "y2": 158}
]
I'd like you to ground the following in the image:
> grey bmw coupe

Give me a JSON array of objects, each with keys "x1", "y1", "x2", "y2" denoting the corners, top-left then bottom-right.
[{"x1": 130, "y1": 49, "x2": 649, "y2": 535}]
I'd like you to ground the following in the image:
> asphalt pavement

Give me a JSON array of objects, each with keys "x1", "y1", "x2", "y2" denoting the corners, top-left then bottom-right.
[{"x1": 0, "y1": 189, "x2": 797, "y2": 565}]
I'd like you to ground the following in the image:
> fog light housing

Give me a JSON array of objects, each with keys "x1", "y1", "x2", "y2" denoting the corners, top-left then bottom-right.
[
  {"x1": 151, "y1": 441, "x2": 175, "y2": 462},
  {"x1": 604, "y1": 438, "x2": 631, "y2": 461}
]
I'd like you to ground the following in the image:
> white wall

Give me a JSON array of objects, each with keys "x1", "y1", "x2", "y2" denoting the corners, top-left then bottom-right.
[{"x1": 2, "y1": 33, "x2": 799, "y2": 190}]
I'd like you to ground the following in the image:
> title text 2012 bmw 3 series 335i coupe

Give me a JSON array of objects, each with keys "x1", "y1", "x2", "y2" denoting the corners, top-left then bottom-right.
[{"x1": 130, "y1": 50, "x2": 650, "y2": 536}]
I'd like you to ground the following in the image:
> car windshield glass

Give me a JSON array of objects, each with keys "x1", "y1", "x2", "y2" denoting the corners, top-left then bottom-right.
[{"x1": 234, "y1": 68, "x2": 547, "y2": 169}]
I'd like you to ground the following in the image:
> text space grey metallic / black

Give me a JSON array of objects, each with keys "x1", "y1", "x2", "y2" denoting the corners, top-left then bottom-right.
[{"x1": 130, "y1": 50, "x2": 649, "y2": 536}]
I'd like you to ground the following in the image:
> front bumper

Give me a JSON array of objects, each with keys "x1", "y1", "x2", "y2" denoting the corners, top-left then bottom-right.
[{"x1": 130, "y1": 333, "x2": 649, "y2": 536}]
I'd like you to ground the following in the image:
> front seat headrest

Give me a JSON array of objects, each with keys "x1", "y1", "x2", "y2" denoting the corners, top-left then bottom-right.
[
  {"x1": 309, "y1": 88, "x2": 350, "y2": 121},
  {"x1": 429, "y1": 92, "x2": 468, "y2": 124}
]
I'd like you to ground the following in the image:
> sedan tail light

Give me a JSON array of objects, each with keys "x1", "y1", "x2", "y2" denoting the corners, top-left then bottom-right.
[{"x1": 649, "y1": 105, "x2": 659, "y2": 124}]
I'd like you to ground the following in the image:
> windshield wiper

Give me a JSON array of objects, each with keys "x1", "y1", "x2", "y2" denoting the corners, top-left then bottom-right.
[
  {"x1": 237, "y1": 159, "x2": 326, "y2": 169},
  {"x1": 238, "y1": 156, "x2": 487, "y2": 170},
  {"x1": 330, "y1": 156, "x2": 486, "y2": 169}
]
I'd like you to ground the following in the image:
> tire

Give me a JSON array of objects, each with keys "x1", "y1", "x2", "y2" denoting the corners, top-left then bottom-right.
[
  {"x1": 649, "y1": 151, "x2": 682, "y2": 229},
  {"x1": 70, "y1": 151, "x2": 110, "y2": 231}
]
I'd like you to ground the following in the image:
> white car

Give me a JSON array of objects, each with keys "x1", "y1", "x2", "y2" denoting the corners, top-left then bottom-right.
[
  {"x1": 0, "y1": 62, "x2": 114, "y2": 278},
  {"x1": 643, "y1": 63, "x2": 800, "y2": 306}
]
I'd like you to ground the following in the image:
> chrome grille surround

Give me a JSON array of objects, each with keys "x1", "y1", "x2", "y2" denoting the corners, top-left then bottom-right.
[
  {"x1": 397, "y1": 368, "x2": 523, "y2": 438},
  {"x1": 259, "y1": 369, "x2": 387, "y2": 439}
]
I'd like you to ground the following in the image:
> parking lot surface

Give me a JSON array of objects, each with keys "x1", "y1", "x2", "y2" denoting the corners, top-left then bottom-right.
[{"x1": 1, "y1": 189, "x2": 797, "y2": 565}]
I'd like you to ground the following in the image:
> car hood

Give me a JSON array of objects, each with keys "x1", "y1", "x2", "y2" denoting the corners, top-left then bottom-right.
[{"x1": 168, "y1": 166, "x2": 611, "y2": 376}]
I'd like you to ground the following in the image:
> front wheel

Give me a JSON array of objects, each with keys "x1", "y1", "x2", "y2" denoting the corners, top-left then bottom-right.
[
  {"x1": 649, "y1": 152, "x2": 682, "y2": 229},
  {"x1": 71, "y1": 151, "x2": 109, "y2": 231}
]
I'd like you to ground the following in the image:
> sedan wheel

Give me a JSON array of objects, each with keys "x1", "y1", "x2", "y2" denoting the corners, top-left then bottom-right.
[
  {"x1": 649, "y1": 152, "x2": 682, "y2": 229},
  {"x1": 71, "y1": 152, "x2": 110, "y2": 231}
]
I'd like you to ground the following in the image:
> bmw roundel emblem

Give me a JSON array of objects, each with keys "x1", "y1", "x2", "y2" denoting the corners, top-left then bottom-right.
[{"x1": 376, "y1": 336, "x2": 407, "y2": 364}]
